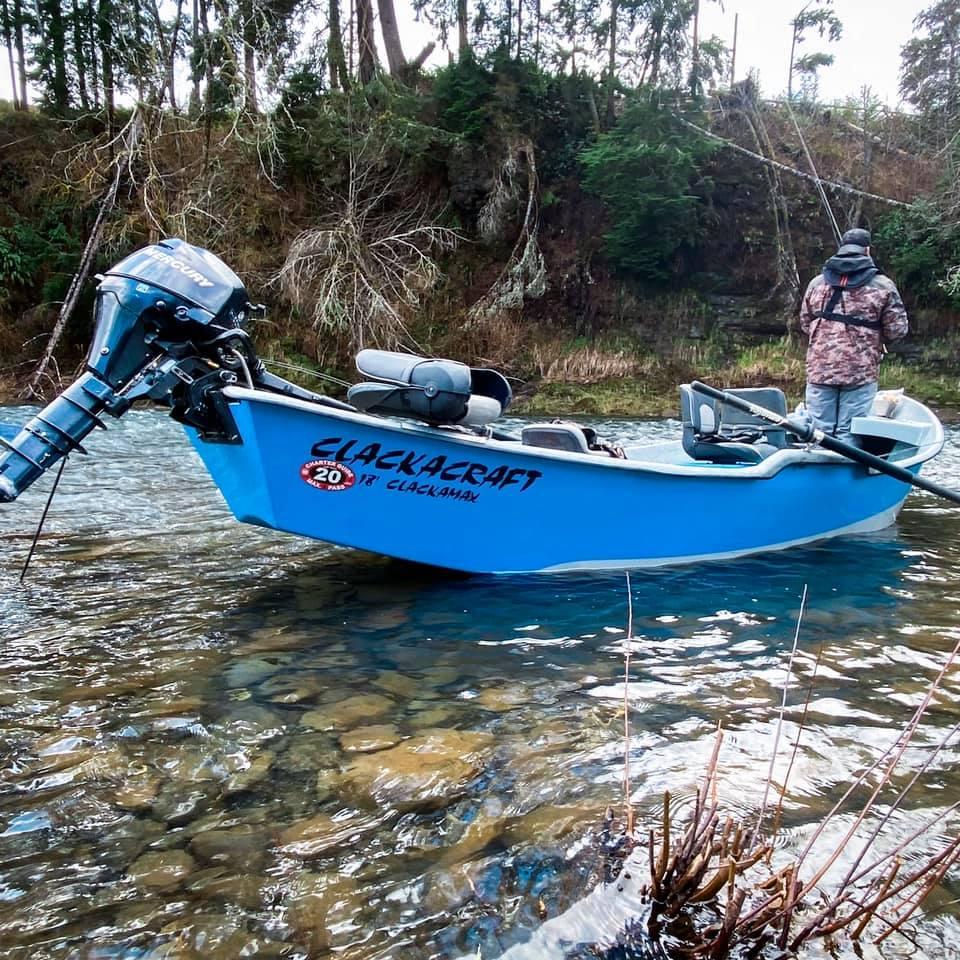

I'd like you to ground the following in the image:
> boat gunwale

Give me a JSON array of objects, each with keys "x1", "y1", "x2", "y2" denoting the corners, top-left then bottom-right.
[{"x1": 219, "y1": 386, "x2": 944, "y2": 482}]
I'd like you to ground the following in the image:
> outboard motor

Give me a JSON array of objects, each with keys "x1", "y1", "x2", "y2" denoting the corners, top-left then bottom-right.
[{"x1": 0, "y1": 238, "x2": 339, "y2": 502}]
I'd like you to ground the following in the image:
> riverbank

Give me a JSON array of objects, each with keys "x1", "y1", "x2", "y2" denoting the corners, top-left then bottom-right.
[
  {"x1": 4, "y1": 336, "x2": 960, "y2": 423},
  {"x1": 513, "y1": 338, "x2": 960, "y2": 421}
]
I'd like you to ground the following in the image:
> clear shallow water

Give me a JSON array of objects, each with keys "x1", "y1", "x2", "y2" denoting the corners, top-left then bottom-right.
[{"x1": 0, "y1": 407, "x2": 959, "y2": 958}]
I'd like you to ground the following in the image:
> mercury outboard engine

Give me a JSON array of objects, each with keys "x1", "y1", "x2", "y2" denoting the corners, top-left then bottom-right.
[{"x1": 0, "y1": 238, "x2": 342, "y2": 502}]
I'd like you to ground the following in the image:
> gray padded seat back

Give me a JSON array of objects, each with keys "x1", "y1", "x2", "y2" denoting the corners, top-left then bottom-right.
[
  {"x1": 521, "y1": 422, "x2": 592, "y2": 454},
  {"x1": 348, "y1": 349, "x2": 511, "y2": 427},
  {"x1": 680, "y1": 384, "x2": 788, "y2": 464},
  {"x1": 719, "y1": 387, "x2": 788, "y2": 440},
  {"x1": 680, "y1": 384, "x2": 720, "y2": 436}
]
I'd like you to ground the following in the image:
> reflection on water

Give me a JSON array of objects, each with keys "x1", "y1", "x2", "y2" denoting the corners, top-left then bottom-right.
[{"x1": 0, "y1": 407, "x2": 959, "y2": 958}]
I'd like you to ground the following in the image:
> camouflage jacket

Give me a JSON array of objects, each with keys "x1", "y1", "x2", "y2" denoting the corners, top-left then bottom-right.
[{"x1": 799, "y1": 254, "x2": 908, "y2": 386}]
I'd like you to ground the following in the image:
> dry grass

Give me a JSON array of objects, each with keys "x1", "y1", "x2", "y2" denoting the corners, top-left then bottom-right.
[{"x1": 539, "y1": 345, "x2": 644, "y2": 383}]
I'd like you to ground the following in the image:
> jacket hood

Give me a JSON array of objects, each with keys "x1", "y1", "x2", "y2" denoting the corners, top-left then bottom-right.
[{"x1": 822, "y1": 253, "x2": 878, "y2": 289}]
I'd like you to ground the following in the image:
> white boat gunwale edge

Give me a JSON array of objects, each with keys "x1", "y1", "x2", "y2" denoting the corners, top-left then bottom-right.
[{"x1": 220, "y1": 386, "x2": 944, "y2": 480}]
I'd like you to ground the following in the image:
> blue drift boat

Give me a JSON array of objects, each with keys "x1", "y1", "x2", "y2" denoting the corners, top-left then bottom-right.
[{"x1": 0, "y1": 239, "x2": 953, "y2": 574}]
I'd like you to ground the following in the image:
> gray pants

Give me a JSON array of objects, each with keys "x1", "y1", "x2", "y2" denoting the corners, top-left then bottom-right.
[{"x1": 805, "y1": 382, "x2": 877, "y2": 442}]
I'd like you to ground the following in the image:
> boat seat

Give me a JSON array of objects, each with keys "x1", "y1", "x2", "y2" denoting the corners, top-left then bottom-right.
[
  {"x1": 680, "y1": 384, "x2": 789, "y2": 464},
  {"x1": 521, "y1": 422, "x2": 625, "y2": 458},
  {"x1": 347, "y1": 349, "x2": 512, "y2": 428},
  {"x1": 522, "y1": 422, "x2": 593, "y2": 454}
]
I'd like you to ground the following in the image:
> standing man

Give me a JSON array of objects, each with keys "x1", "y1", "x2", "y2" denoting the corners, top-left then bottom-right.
[{"x1": 799, "y1": 228, "x2": 908, "y2": 441}]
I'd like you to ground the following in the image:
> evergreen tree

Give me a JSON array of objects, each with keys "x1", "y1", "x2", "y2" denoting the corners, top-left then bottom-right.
[
  {"x1": 33, "y1": 0, "x2": 70, "y2": 112},
  {"x1": 900, "y1": 0, "x2": 959, "y2": 146},
  {"x1": 787, "y1": 0, "x2": 841, "y2": 99}
]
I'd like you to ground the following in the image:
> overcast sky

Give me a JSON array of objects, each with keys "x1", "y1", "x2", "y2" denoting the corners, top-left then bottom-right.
[{"x1": 697, "y1": 0, "x2": 926, "y2": 105}]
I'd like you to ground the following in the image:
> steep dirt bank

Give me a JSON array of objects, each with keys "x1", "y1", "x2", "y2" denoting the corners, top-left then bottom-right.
[{"x1": 0, "y1": 100, "x2": 956, "y2": 409}]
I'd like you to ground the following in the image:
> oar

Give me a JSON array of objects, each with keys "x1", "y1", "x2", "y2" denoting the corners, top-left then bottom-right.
[{"x1": 690, "y1": 380, "x2": 960, "y2": 507}]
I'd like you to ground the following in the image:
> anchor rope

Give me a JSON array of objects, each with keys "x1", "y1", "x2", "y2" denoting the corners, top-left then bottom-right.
[{"x1": 19, "y1": 455, "x2": 69, "y2": 583}]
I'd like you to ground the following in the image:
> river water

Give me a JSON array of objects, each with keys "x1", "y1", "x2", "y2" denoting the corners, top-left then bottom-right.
[{"x1": 1, "y1": 408, "x2": 960, "y2": 959}]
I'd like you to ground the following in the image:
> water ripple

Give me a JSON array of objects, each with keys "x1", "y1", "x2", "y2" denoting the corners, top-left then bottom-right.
[{"x1": 0, "y1": 407, "x2": 959, "y2": 957}]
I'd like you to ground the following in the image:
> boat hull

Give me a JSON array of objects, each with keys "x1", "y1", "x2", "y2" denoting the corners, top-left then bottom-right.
[{"x1": 184, "y1": 388, "x2": 933, "y2": 574}]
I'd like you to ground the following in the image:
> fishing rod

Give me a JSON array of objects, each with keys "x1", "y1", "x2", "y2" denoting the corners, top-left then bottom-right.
[{"x1": 785, "y1": 98, "x2": 842, "y2": 244}]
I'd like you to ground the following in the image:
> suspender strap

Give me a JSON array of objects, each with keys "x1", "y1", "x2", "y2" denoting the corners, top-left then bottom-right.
[{"x1": 812, "y1": 285, "x2": 883, "y2": 330}]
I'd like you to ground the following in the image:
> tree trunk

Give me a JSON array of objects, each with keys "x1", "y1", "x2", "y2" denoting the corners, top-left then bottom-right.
[
  {"x1": 585, "y1": 81, "x2": 600, "y2": 133},
  {"x1": 167, "y1": 0, "x2": 184, "y2": 110},
  {"x1": 689, "y1": 0, "x2": 699, "y2": 98},
  {"x1": 99, "y1": 0, "x2": 114, "y2": 132},
  {"x1": 649, "y1": 19, "x2": 663, "y2": 86},
  {"x1": 44, "y1": 0, "x2": 70, "y2": 113},
  {"x1": 241, "y1": 0, "x2": 258, "y2": 113},
  {"x1": 71, "y1": 0, "x2": 89, "y2": 109},
  {"x1": 148, "y1": 0, "x2": 180, "y2": 109},
  {"x1": 605, "y1": 0, "x2": 617, "y2": 125},
  {"x1": 132, "y1": 0, "x2": 145, "y2": 101},
  {"x1": 408, "y1": 41, "x2": 435, "y2": 70},
  {"x1": 86, "y1": 0, "x2": 98, "y2": 106},
  {"x1": 200, "y1": 0, "x2": 213, "y2": 166},
  {"x1": 515, "y1": 0, "x2": 521, "y2": 59},
  {"x1": 787, "y1": 21, "x2": 798, "y2": 98},
  {"x1": 189, "y1": 0, "x2": 200, "y2": 113},
  {"x1": 12, "y1": 0, "x2": 26, "y2": 108},
  {"x1": 377, "y1": 0, "x2": 405, "y2": 75},
  {"x1": 730, "y1": 12, "x2": 737, "y2": 86},
  {"x1": 356, "y1": 0, "x2": 377, "y2": 84},
  {"x1": 457, "y1": 0, "x2": 468, "y2": 56},
  {"x1": 1, "y1": 0, "x2": 19, "y2": 109},
  {"x1": 533, "y1": 0, "x2": 539, "y2": 66},
  {"x1": 328, "y1": 0, "x2": 349, "y2": 88}
]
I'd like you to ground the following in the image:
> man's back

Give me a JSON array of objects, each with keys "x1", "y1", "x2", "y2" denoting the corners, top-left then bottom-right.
[{"x1": 800, "y1": 269, "x2": 908, "y2": 386}]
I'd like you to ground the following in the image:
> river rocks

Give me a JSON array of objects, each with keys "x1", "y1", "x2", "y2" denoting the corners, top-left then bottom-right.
[
  {"x1": 408, "y1": 704, "x2": 457, "y2": 728},
  {"x1": 190, "y1": 824, "x2": 271, "y2": 872},
  {"x1": 234, "y1": 627, "x2": 312, "y2": 656},
  {"x1": 153, "y1": 784, "x2": 218, "y2": 826},
  {"x1": 34, "y1": 729, "x2": 99, "y2": 755},
  {"x1": 223, "y1": 656, "x2": 288, "y2": 690},
  {"x1": 131, "y1": 696, "x2": 206, "y2": 719},
  {"x1": 277, "y1": 811, "x2": 383, "y2": 859},
  {"x1": 261, "y1": 673, "x2": 328, "y2": 704},
  {"x1": 475, "y1": 682, "x2": 530, "y2": 713},
  {"x1": 112, "y1": 774, "x2": 163, "y2": 812},
  {"x1": 339, "y1": 729, "x2": 495, "y2": 810},
  {"x1": 439, "y1": 809, "x2": 508, "y2": 866},
  {"x1": 339, "y1": 724, "x2": 401, "y2": 753},
  {"x1": 371, "y1": 670, "x2": 422, "y2": 699},
  {"x1": 158, "y1": 913, "x2": 283, "y2": 959},
  {"x1": 505, "y1": 802, "x2": 609, "y2": 849},
  {"x1": 275, "y1": 732, "x2": 339, "y2": 774},
  {"x1": 300, "y1": 693, "x2": 394, "y2": 731},
  {"x1": 285, "y1": 872, "x2": 361, "y2": 954},
  {"x1": 186, "y1": 869, "x2": 267, "y2": 910},
  {"x1": 221, "y1": 749, "x2": 274, "y2": 796},
  {"x1": 128, "y1": 849, "x2": 196, "y2": 891},
  {"x1": 424, "y1": 858, "x2": 495, "y2": 913},
  {"x1": 215, "y1": 704, "x2": 286, "y2": 746},
  {"x1": 422, "y1": 665, "x2": 461, "y2": 686}
]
